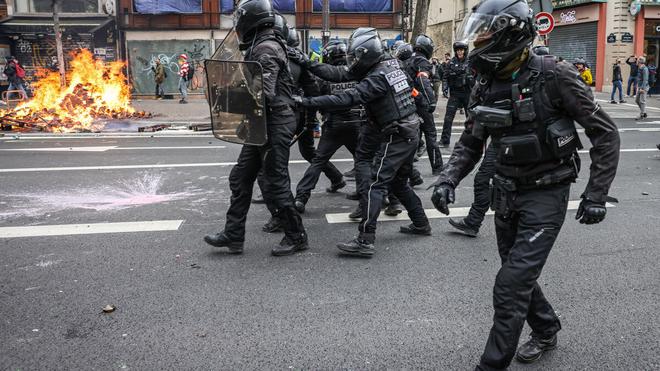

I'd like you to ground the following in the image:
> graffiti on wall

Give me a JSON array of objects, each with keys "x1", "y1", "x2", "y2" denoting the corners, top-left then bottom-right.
[{"x1": 128, "y1": 39, "x2": 211, "y2": 96}]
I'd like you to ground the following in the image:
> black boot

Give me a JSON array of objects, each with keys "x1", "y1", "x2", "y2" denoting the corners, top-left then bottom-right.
[
  {"x1": 337, "y1": 234, "x2": 375, "y2": 257},
  {"x1": 294, "y1": 199, "x2": 306, "y2": 214},
  {"x1": 348, "y1": 206, "x2": 362, "y2": 219},
  {"x1": 515, "y1": 333, "x2": 557, "y2": 364},
  {"x1": 448, "y1": 218, "x2": 479, "y2": 237},
  {"x1": 399, "y1": 223, "x2": 432, "y2": 236},
  {"x1": 384, "y1": 202, "x2": 403, "y2": 216},
  {"x1": 326, "y1": 179, "x2": 347, "y2": 193},
  {"x1": 343, "y1": 168, "x2": 356, "y2": 179},
  {"x1": 271, "y1": 234, "x2": 309, "y2": 256},
  {"x1": 203, "y1": 232, "x2": 244, "y2": 254},
  {"x1": 262, "y1": 216, "x2": 284, "y2": 233},
  {"x1": 251, "y1": 192, "x2": 265, "y2": 204},
  {"x1": 346, "y1": 191, "x2": 360, "y2": 200}
]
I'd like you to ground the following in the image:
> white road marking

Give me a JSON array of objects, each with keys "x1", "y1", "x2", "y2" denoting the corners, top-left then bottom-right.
[
  {"x1": 0, "y1": 220, "x2": 184, "y2": 238},
  {"x1": 0, "y1": 146, "x2": 117, "y2": 152},
  {"x1": 0, "y1": 146, "x2": 226, "y2": 152},
  {"x1": 0, "y1": 148, "x2": 656, "y2": 173},
  {"x1": 325, "y1": 201, "x2": 616, "y2": 224}
]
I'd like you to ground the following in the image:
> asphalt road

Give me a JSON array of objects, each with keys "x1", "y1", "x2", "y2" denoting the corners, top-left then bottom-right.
[{"x1": 0, "y1": 99, "x2": 659, "y2": 370}]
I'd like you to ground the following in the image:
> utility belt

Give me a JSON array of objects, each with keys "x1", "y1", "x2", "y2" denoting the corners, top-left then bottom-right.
[
  {"x1": 489, "y1": 164, "x2": 577, "y2": 217},
  {"x1": 380, "y1": 113, "x2": 421, "y2": 139}
]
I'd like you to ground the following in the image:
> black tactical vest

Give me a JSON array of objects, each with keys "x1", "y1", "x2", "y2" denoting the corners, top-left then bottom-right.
[
  {"x1": 472, "y1": 55, "x2": 582, "y2": 180},
  {"x1": 446, "y1": 56, "x2": 472, "y2": 92},
  {"x1": 367, "y1": 59, "x2": 417, "y2": 126}
]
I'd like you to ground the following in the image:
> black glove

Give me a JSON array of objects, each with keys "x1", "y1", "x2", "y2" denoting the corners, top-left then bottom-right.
[
  {"x1": 292, "y1": 95, "x2": 303, "y2": 105},
  {"x1": 442, "y1": 89, "x2": 449, "y2": 98},
  {"x1": 428, "y1": 104, "x2": 437, "y2": 113},
  {"x1": 431, "y1": 182, "x2": 455, "y2": 215},
  {"x1": 575, "y1": 198, "x2": 607, "y2": 224}
]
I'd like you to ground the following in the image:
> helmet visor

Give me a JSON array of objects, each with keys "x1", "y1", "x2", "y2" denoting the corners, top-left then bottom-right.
[{"x1": 456, "y1": 12, "x2": 514, "y2": 47}]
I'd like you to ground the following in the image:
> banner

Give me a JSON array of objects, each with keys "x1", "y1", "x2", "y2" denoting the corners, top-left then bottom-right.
[
  {"x1": 312, "y1": 0, "x2": 392, "y2": 12},
  {"x1": 133, "y1": 0, "x2": 203, "y2": 14},
  {"x1": 220, "y1": 0, "x2": 295, "y2": 13}
]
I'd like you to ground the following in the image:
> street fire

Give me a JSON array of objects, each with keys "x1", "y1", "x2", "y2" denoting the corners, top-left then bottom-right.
[{"x1": 0, "y1": 49, "x2": 150, "y2": 132}]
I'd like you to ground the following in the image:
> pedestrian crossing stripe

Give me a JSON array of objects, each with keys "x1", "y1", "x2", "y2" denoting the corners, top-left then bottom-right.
[{"x1": 325, "y1": 201, "x2": 616, "y2": 224}]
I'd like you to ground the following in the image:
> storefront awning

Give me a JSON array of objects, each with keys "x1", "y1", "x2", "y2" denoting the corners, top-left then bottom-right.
[{"x1": 0, "y1": 16, "x2": 114, "y2": 35}]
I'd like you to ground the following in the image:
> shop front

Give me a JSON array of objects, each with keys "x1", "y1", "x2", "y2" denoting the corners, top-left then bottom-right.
[
  {"x1": 642, "y1": 5, "x2": 660, "y2": 94},
  {"x1": 548, "y1": 2, "x2": 606, "y2": 88}
]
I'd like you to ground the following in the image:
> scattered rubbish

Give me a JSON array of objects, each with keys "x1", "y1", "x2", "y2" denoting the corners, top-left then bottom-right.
[
  {"x1": 190, "y1": 263, "x2": 201, "y2": 269},
  {"x1": 122, "y1": 333, "x2": 128, "y2": 337},
  {"x1": 196, "y1": 333, "x2": 207, "y2": 338},
  {"x1": 32, "y1": 329, "x2": 39, "y2": 332},
  {"x1": 102, "y1": 305, "x2": 116, "y2": 313},
  {"x1": 642, "y1": 192, "x2": 649, "y2": 195}
]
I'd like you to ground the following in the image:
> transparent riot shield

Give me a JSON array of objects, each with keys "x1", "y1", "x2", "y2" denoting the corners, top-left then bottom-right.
[
  {"x1": 205, "y1": 29, "x2": 267, "y2": 146},
  {"x1": 205, "y1": 60, "x2": 266, "y2": 145}
]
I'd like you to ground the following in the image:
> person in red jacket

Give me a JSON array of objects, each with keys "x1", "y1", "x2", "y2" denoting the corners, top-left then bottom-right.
[
  {"x1": 3, "y1": 56, "x2": 28, "y2": 100},
  {"x1": 177, "y1": 54, "x2": 189, "y2": 104}
]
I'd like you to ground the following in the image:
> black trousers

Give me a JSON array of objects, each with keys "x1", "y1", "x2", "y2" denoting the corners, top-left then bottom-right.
[
  {"x1": 358, "y1": 132, "x2": 429, "y2": 239},
  {"x1": 418, "y1": 108, "x2": 443, "y2": 172},
  {"x1": 464, "y1": 143, "x2": 497, "y2": 228},
  {"x1": 296, "y1": 123, "x2": 359, "y2": 203},
  {"x1": 224, "y1": 120, "x2": 306, "y2": 243},
  {"x1": 441, "y1": 92, "x2": 469, "y2": 145},
  {"x1": 354, "y1": 123, "x2": 383, "y2": 216},
  {"x1": 479, "y1": 183, "x2": 568, "y2": 370},
  {"x1": 296, "y1": 119, "x2": 344, "y2": 186}
]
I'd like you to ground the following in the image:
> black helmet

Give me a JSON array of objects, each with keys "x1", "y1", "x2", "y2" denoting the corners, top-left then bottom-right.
[
  {"x1": 350, "y1": 27, "x2": 378, "y2": 42},
  {"x1": 272, "y1": 13, "x2": 289, "y2": 41},
  {"x1": 392, "y1": 40, "x2": 405, "y2": 50},
  {"x1": 322, "y1": 40, "x2": 348, "y2": 65},
  {"x1": 347, "y1": 32, "x2": 383, "y2": 77},
  {"x1": 413, "y1": 34, "x2": 434, "y2": 59},
  {"x1": 394, "y1": 42, "x2": 413, "y2": 61},
  {"x1": 287, "y1": 27, "x2": 300, "y2": 48},
  {"x1": 233, "y1": 0, "x2": 275, "y2": 45},
  {"x1": 456, "y1": 0, "x2": 536, "y2": 75},
  {"x1": 453, "y1": 41, "x2": 468, "y2": 54},
  {"x1": 532, "y1": 45, "x2": 549, "y2": 56}
]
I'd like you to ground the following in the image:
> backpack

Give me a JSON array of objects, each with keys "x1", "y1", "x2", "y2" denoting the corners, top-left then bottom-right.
[
  {"x1": 15, "y1": 63, "x2": 26, "y2": 79},
  {"x1": 187, "y1": 62, "x2": 194, "y2": 81}
]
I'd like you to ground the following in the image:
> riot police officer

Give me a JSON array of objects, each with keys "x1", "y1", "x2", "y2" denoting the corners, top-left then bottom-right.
[
  {"x1": 258, "y1": 14, "x2": 345, "y2": 233},
  {"x1": 404, "y1": 34, "x2": 443, "y2": 175},
  {"x1": 431, "y1": 0, "x2": 620, "y2": 369},
  {"x1": 297, "y1": 29, "x2": 432, "y2": 256},
  {"x1": 441, "y1": 41, "x2": 472, "y2": 147},
  {"x1": 203, "y1": 0, "x2": 308, "y2": 256},
  {"x1": 294, "y1": 40, "x2": 363, "y2": 212}
]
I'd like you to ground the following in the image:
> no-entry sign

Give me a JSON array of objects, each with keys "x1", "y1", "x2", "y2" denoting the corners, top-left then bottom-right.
[{"x1": 535, "y1": 12, "x2": 555, "y2": 36}]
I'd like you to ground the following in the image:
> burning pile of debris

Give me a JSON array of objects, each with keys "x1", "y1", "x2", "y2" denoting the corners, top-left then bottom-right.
[{"x1": 0, "y1": 49, "x2": 151, "y2": 133}]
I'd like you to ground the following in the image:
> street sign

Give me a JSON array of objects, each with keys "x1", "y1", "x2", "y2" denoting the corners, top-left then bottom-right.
[
  {"x1": 535, "y1": 12, "x2": 555, "y2": 35},
  {"x1": 607, "y1": 33, "x2": 617, "y2": 43},
  {"x1": 622, "y1": 32, "x2": 634, "y2": 43}
]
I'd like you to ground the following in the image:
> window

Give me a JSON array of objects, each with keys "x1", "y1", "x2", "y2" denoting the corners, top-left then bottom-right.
[{"x1": 15, "y1": 0, "x2": 100, "y2": 13}]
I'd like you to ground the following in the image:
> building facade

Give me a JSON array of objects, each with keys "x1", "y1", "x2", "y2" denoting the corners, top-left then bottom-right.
[
  {"x1": 0, "y1": 0, "x2": 117, "y2": 90},
  {"x1": 118, "y1": 0, "x2": 408, "y2": 96}
]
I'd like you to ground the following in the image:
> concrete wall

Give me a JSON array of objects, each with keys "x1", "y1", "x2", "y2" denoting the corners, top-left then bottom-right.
[{"x1": 602, "y1": 0, "x2": 636, "y2": 91}]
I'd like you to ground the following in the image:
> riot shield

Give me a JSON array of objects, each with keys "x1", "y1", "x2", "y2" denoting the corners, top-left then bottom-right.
[{"x1": 205, "y1": 60, "x2": 266, "y2": 145}]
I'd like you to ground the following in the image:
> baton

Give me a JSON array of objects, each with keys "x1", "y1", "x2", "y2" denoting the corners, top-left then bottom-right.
[{"x1": 289, "y1": 127, "x2": 310, "y2": 147}]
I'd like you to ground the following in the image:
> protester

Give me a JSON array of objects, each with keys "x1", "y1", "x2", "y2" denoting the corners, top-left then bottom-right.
[
  {"x1": 441, "y1": 52, "x2": 451, "y2": 98},
  {"x1": 574, "y1": 58, "x2": 593, "y2": 86},
  {"x1": 177, "y1": 54, "x2": 189, "y2": 104},
  {"x1": 152, "y1": 59, "x2": 166, "y2": 100},
  {"x1": 626, "y1": 55, "x2": 638, "y2": 97},
  {"x1": 636, "y1": 57, "x2": 649, "y2": 120},
  {"x1": 3, "y1": 56, "x2": 28, "y2": 100},
  {"x1": 648, "y1": 61, "x2": 656, "y2": 97},
  {"x1": 611, "y1": 59, "x2": 624, "y2": 104}
]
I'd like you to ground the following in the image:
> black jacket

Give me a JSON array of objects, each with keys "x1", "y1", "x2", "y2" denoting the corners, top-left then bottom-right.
[
  {"x1": 245, "y1": 29, "x2": 296, "y2": 114},
  {"x1": 3, "y1": 61, "x2": 18, "y2": 84},
  {"x1": 612, "y1": 64, "x2": 622, "y2": 82},
  {"x1": 404, "y1": 53, "x2": 436, "y2": 108},
  {"x1": 436, "y1": 57, "x2": 620, "y2": 204}
]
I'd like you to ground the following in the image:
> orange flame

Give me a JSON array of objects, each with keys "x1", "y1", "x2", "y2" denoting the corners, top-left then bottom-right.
[{"x1": 1, "y1": 49, "x2": 145, "y2": 132}]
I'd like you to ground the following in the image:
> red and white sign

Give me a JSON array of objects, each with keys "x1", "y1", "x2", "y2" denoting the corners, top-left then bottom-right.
[{"x1": 535, "y1": 12, "x2": 555, "y2": 35}]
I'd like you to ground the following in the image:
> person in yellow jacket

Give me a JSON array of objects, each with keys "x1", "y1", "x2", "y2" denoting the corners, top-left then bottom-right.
[{"x1": 574, "y1": 58, "x2": 593, "y2": 86}]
